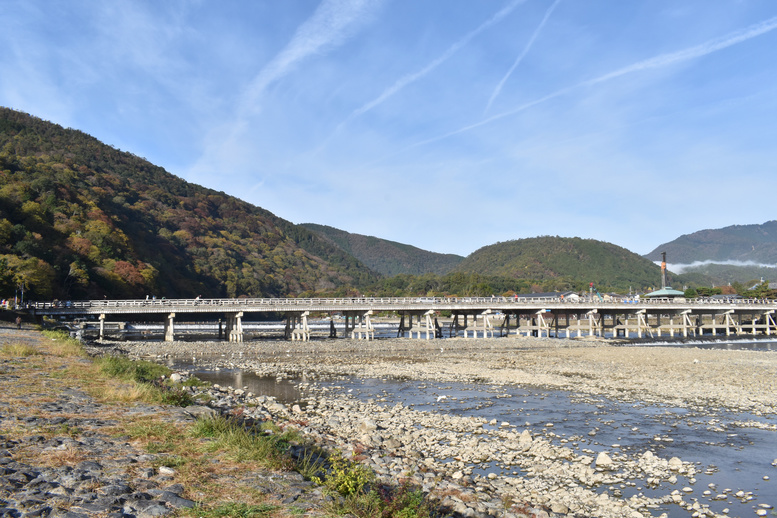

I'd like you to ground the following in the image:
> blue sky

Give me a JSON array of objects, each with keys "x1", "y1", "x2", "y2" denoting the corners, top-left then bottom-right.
[{"x1": 2, "y1": 1, "x2": 776, "y2": 257}]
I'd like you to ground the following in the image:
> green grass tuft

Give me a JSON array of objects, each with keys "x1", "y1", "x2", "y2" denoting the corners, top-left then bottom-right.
[
  {"x1": 192, "y1": 502, "x2": 279, "y2": 517},
  {"x1": 95, "y1": 354, "x2": 171, "y2": 383},
  {"x1": 190, "y1": 416, "x2": 297, "y2": 469}
]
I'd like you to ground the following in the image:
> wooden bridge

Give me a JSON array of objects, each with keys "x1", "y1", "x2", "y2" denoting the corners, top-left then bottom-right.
[{"x1": 27, "y1": 296, "x2": 777, "y2": 342}]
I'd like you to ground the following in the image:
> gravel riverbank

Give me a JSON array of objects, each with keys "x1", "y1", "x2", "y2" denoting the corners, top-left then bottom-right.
[
  {"x1": 0, "y1": 326, "x2": 330, "y2": 518},
  {"x1": 112, "y1": 335, "x2": 777, "y2": 518}
]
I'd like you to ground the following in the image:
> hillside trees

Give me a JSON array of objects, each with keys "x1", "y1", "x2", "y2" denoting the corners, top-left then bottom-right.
[{"x1": 0, "y1": 107, "x2": 376, "y2": 300}]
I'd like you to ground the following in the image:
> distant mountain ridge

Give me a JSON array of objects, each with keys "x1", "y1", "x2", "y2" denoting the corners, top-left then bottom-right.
[
  {"x1": 4, "y1": 106, "x2": 772, "y2": 300},
  {"x1": 645, "y1": 221, "x2": 777, "y2": 264},
  {"x1": 301, "y1": 223, "x2": 463, "y2": 277}
]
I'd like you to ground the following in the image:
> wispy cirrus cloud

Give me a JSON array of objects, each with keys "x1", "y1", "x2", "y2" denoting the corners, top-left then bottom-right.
[
  {"x1": 332, "y1": 0, "x2": 527, "y2": 132},
  {"x1": 401, "y1": 14, "x2": 777, "y2": 154},
  {"x1": 241, "y1": 0, "x2": 385, "y2": 113},
  {"x1": 484, "y1": 0, "x2": 562, "y2": 114},
  {"x1": 188, "y1": 0, "x2": 384, "y2": 181}
]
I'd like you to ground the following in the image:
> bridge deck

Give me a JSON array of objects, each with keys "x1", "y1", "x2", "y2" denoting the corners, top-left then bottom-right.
[{"x1": 25, "y1": 296, "x2": 777, "y2": 342}]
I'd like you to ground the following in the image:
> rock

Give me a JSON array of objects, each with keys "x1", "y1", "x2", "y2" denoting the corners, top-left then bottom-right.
[
  {"x1": 668, "y1": 457, "x2": 683, "y2": 471},
  {"x1": 357, "y1": 419, "x2": 378, "y2": 434},
  {"x1": 183, "y1": 405, "x2": 217, "y2": 419},
  {"x1": 595, "y1": 452, "x2": 614, "y2": 469},
  {"x1": 551, "y1": 502, "x2": 569, "y2": 514},
  {"x1": 518, "y1": 430, "x2": 532, "y2": 450}
]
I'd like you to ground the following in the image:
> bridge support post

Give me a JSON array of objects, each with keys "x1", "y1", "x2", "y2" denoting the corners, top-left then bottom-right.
[
  {"x1": 99, "y1": 314, "x2": 105, "y2": 341},
  {"x1": 636, "y1": 310, "x2": 652, "y2": 338},
  {"x1": 290, "y1": 312, "x2": 310, "y2": 341},
  {"x1": 164, "y1": 313, "x2": 175, "y2": 342},
  {"x1": 473, "y1": 310, "x2": 494, "y2": 338},
  {"x1": 681, "y1": 310, "x2": 693, "y2": 338},
  {"x1": 344, "y1": 313, "x2": 355, "y2": 337},
  {"x1": 351, "y1": 310, "x2": 374, "y2": 340},
  {"x1": 723, "y1": 313, "x2": 730, "y2": 336},
  {"x1": 226, "y1": 312, "x2": 243, "y2": 343},
  {"x1": 765, "y1": 311, "x2": 775, "y2": 336}
]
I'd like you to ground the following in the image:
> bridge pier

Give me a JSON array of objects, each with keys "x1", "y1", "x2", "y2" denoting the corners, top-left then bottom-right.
[
  {"x1": 464, "y1": 310, "x2": 494, "y2": 338},
  {"x1": 288, "y1": 311, "x2": 310, "y2": 341},
  {"x1": 399, "y1": 311, "x2": 434, "y2": 339},
  {"x1": 343, "y1": 311, "x2": 374, "y2": 339},
  {"x1": 448, "y1": 313, "x2": 468, "y2": 337},
  {"x1": 352, "y1": 310, "x2": 374, "y2": 340},
  {"x1": 164, "y1": 313, "x2": 175, "y2": 342},
  {"x1": 225, "y1": 312, "x2": 243, "y2": 342},
  {"x1": 765, "y1": 310, "x2": 775, "y2": 335}
]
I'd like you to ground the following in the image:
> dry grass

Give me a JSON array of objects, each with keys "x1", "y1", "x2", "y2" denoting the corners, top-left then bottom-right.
[
  {"x1": 41, "y1": 330, "x2": 87, "y2": 357},
  {"x1": 99, "y1": 382, "x2": 160, "y2": 403},
  {"x1": 37, "y1": 446, "x2": 89, "y2": 468},
  {"x1": 0, "y1": 342, "x2": 41, "y2": 357},
  {"x1": 0, "y1": 327, "x2": 322, "y2": 518}
]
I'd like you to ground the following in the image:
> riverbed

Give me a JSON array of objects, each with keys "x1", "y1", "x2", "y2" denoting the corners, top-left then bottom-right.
[{"x1": 119, "y1": 335, "x2": 777, "y2": 518}]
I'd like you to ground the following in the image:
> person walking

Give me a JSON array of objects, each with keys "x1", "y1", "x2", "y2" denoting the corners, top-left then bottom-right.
[{"x1": 15, "y1": 316, "x2": 21, "y2": 329}]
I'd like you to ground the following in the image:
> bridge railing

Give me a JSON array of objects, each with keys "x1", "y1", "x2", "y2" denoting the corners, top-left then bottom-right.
[{"x1": 27, "y1": 295, "x2": 777, "y2": 311}]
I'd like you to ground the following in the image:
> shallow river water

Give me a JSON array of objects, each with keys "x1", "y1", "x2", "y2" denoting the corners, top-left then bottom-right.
[{"x1": 170, "y1": 339, "x2": 777, "y2": 518}]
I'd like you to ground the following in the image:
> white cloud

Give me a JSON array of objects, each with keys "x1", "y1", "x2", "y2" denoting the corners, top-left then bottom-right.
[
  {"x1": 338, "y1": 0, "x2": 526, "y2": 128},
  {"x1": 241, "y1": 0, "x2": 385, "y2": 113},
  {"x1": 403, "y1": 14, "x2": 777, "y2": 154},
  {"x1": 668, "y1": 261, "x2": 777, "y2": 274},
  {"x1": 484, "y1": 0, "x2": 562, "y2": 113}
]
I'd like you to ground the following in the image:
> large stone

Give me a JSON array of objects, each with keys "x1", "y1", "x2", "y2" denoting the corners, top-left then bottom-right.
[
  {"x1": 595, "y1": 452, "x2": 614, "y2": 469},
  {"x1": 183, "y1": 405, "x2": 217, "y2": 419},
  {"x1": 668, "y1": 457, "x2": 683, "y2": 471},
  {"x1": 357, "y1": 419, "x2": 378, "y2": 434}
]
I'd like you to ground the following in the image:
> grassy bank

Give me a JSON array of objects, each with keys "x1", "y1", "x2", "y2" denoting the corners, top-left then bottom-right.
[{"x1": 0, "y1": 327, "x2": 441, "y2": 518}]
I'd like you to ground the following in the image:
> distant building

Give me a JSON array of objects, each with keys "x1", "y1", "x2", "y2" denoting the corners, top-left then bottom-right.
[{"x1": 644, "y1": 287, "x2": 686, "y2": 299}]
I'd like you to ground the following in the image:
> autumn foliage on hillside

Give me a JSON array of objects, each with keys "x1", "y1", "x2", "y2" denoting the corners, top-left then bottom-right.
[
  {"x1": 453, "y1": 236, "x2": 663, "y2": 293},
  {"x1": 0, "y1": 107, "x2": 376, "y2": 301}
]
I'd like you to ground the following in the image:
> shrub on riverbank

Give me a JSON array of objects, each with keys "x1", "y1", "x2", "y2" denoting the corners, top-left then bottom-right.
[{"x1": 310, "y1": 449, "x2": 436, "y2": 518}]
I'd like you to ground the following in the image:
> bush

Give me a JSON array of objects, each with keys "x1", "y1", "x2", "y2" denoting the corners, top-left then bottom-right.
[
  {"x1": 312, "y1": 450, "x2": 375, "y2": 497},
  {"x1": 95, "y1": 354, "x2": 171, "y2": 383}
]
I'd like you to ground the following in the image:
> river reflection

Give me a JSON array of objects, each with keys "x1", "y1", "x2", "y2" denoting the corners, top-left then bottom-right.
[{"x1": 191, "y1": 368, "x2": 304, "y2": 404}]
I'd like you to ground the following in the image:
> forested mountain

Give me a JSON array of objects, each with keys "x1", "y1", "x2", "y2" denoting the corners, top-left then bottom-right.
[
  {"x1": 0, "y1": 108, "x2": 377, "y2": 300},
  {"x1": 454, "y1": 236, "x2": 665, "y2": 292},
  {"x1": 645, "y1": 221, "x2": 777, "y2": 264},
  {"x1": 301, "y1": 223, "x2": 463, "y2": 276}
]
